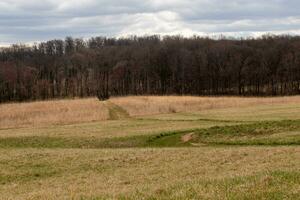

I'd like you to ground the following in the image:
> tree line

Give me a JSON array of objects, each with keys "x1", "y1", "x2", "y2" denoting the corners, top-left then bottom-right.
[{"x1": 0, "y1": 35, "x2": 300, "y2": 102}]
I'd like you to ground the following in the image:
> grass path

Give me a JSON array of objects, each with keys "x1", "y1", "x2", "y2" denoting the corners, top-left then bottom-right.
[{"x1": 105, "y1": 101, "x2": 130, "y2": 120}]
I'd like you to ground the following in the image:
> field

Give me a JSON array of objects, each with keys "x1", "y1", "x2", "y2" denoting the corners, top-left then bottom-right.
[{"x1": 0, "y1": 96, "x2": 300, "y2": 199}]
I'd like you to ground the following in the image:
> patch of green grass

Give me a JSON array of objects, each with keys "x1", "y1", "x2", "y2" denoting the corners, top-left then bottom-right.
[
  {"x1": 0, "y1": 129, "x2": 193, "y2": 148},
  {"x1": 137, "y1": 116, "x2": 244, "y2": 123},
  {"x1": 146, "y1": 130, "x2": 193, "y2": 147},
  {"x1": 192, "y1": 120, "x2": 300, "y2": 146},
  {"x1": 150, "y1": 120, "x2": 300, "y2": 147},
  {"x1": 0, "y1": 120, "x2": 299, "y2": 148},
  {"x1": 0, "y1": 136, "x2": 145, "y2": 148},
  {"x1": 82, "y1": 170, "x2": 300, "y2": 200},
  {"x1": 0, "y1": 155, "x2": 60, "y2": 185}
]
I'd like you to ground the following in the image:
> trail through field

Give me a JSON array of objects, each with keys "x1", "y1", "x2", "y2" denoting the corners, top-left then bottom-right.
[
  {"x1": 105, "y1": 101, "x2": 130, "y2": 120},
  {"x1": 181, "y1": 132, "x2": 194, "y2": 142}
]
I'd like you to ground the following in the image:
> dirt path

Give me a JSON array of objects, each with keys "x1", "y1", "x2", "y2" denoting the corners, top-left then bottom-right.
[
  {"x1": 105, "y1": 101, "x2": 130, "y2": 120},
  {"x1": 181, "y1": 133, "x2": 194, "y2": 143}
]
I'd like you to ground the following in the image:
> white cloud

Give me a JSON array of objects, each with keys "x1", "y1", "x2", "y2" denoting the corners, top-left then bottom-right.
[
  {"x1": 119, "y1": 11, "x2": 206, "y2": 37},
  {"x1": 0, "y1": 0, "x2": 300, "y2": 44}
]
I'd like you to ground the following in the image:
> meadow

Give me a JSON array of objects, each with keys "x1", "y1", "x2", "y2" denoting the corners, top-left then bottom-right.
[{"x1": 0, "y1": 96, "x2": 300, "y2": 199}]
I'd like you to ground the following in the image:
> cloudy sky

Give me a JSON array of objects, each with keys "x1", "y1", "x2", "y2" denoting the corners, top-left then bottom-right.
[{"x1": 1, "y1": 0, "x2": 300, "y2": 45}]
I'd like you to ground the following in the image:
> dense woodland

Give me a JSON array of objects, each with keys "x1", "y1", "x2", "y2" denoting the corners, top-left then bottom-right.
[{"x1": 0, "y1": 35, "x2": 300, "y2": 102}]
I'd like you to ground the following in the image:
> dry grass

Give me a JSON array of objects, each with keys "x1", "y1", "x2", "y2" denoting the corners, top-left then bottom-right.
[
  {"x1": 0, "y1": 147, "x2": 299, "y2": 200},
  {"x1": 110, "y1": 96, "x2": 300, "y2": 116},
  {"x1": 0, "y1": 120, "x2": 229, "y2": 139},
  {"x1": 0, "y1": 96, "x2": 300, "y2": 199},
  {"x1": 0, "y1": 98, "x2": 109, "y2": 129},
  {"x1": 143, "y1": 103, "x2": 300, "y2": 122},
  {"x1": 0, "y1": 96, "x2": 299, "y2": 129}
]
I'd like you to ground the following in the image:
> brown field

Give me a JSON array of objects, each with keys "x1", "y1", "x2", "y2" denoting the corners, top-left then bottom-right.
[
  {"x1": 0, "y1": 96, "x2": 300, "y2": 199},
  {"x1": 111, "y1": 95, "x2": 300, "y2": 116},
  {"x1": 1, "y1": 96, "x2": 299, "y2": 129},
  {"x1": 0, "y1": 147, "x2": 299, "y2": 200},
  {"x1": 0, "y1": 98, "x2": 109, "y2": 129}
]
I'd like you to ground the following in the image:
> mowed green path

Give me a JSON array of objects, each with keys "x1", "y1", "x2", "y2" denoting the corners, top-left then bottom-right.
[{"x1": 0, "y1": 101, "x2": 300, "y2": 199}]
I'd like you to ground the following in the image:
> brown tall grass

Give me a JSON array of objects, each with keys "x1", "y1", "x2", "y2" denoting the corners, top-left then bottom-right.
[
  {"x1": 110, "y1": 95, "x2": 300, "y2": 116},
  {"x1": 0, "y1": 98, "x2": 109, "y2": 129},
  {"x1": 0, "y1": 96, "x2": 299, "y2": 129}
]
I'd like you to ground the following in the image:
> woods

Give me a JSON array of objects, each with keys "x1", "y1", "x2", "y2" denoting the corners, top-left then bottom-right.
[{"x1": 0, "y1": 35, "x2": 300, "y2": 102}]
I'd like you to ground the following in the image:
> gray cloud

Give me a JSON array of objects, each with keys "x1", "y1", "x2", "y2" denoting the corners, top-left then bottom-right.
[{"x1": 1, "y1": 0, "x2": 300, "y2": 45}]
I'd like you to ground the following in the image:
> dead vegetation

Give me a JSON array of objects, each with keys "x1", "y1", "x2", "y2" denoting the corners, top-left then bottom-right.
[
  {"x1": 0, "y1": 147, "x2": 299, "y2": 199},
  {"x1": 0, "y1": 98, "x2": 109, "y2": 129},
  {"x1": 0, "y1": 96, "x2": 299, "y2": 129},
  {"x1": 111, "y1": 96, "x2": 300, "y2": 116},
  {"x1": 0, "y1": 96, "x2": 300, "y2": 199}
]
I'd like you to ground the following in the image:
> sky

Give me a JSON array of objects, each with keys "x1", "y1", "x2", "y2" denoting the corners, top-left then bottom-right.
[{"x1": 1, "y1": 0, "x2": 300, "y2": 45}]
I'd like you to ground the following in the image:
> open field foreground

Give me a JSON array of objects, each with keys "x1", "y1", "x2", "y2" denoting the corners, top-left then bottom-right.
[{"x1": 0, "y1": 96, "x2": 300, "y2": 199}]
